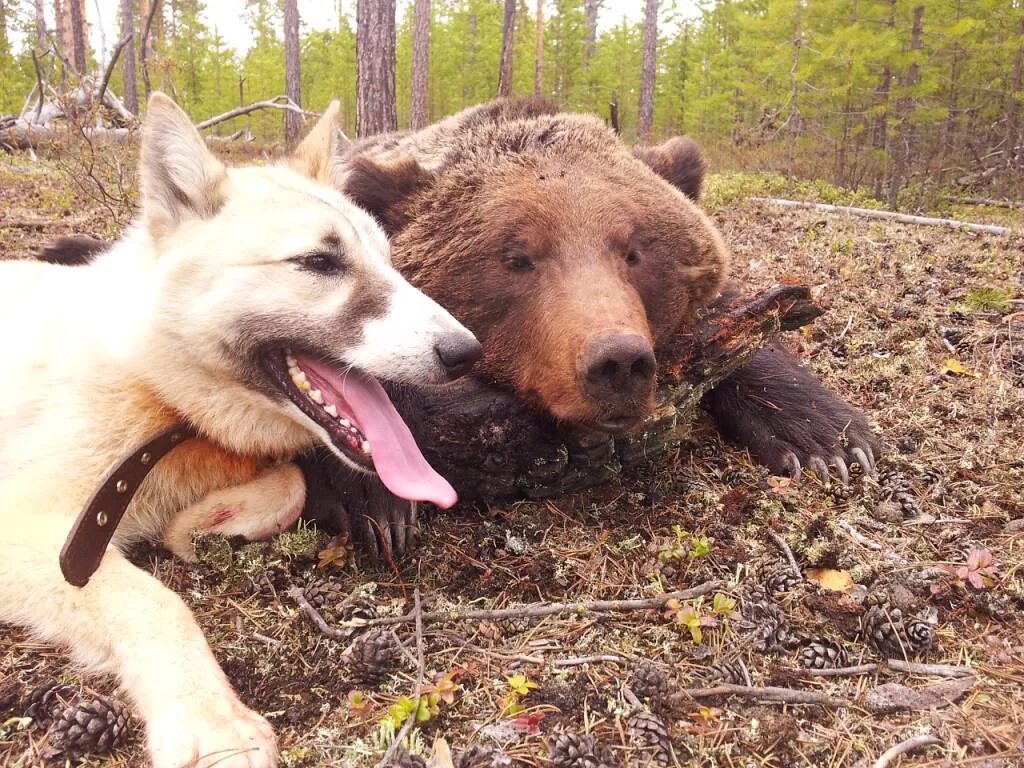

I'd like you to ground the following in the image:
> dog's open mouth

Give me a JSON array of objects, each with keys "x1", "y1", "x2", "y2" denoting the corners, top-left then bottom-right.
[{"x1": 263, "y1": 349, "x2": 457, "y2": 509}]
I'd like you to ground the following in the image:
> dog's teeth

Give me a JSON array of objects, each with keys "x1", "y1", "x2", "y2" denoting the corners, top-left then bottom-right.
[
  {"x1": 285, "y1": 353, "x2": 297, "y2": 368},
  {"x1": 324, "y1": 404, "x2": 338, "y2": 418},
  {"x1": 291, "y1": 371, "x2": 310, "y2": 391},
  {"x1": 309, "y1": 389, "x2": 323, "y2": 404},
  {"x1": 361, "y1": 440, "x2": 372, "y2": 456},
  {"x1": 339, "y1": 418, "x2": 350, "y2": 428}
]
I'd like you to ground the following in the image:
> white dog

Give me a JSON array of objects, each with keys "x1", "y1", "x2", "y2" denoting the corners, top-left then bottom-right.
[{"x1": 0, "y1": 93, "x2": 480, "y2": 767}]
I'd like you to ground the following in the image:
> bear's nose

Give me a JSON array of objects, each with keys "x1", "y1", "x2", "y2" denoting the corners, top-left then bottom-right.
[
  {"x1": 578, "y1": 333, "x2": 657, "y2": 405},
  {"x1": 434, "y1": 335, "x2": 483, "y2": 379}
]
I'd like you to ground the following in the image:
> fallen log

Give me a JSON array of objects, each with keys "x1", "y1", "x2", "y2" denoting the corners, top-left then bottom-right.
[
  {"x1": 750, "y1": 197, "x2": 1011, "y2": 236},
  {"x1": 944, "y1": 195, "x2": 1024, "y2": 210}
]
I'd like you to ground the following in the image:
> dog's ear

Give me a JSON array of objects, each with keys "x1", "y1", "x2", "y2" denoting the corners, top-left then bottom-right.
[
  {"x1": 283, "y1": 100, "x2": 340, "y2": 185},
  {"x1": 633, "y1": 136, "x2": 706, "y2": 201},
  {"x1": 341, "y1": 155, "x2": 433, "y2": 237},
  {"x1": 140, "y1": 92, "x2": 228, "y2": 241}
]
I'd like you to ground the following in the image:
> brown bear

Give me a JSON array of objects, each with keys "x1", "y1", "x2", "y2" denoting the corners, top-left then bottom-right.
[{"x1": 333, "y1": 99, "x2": 877, "y2": 473}]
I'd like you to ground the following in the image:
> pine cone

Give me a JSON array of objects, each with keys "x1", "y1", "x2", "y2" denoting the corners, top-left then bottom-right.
[
  {"x1": 721, "y1": 467, "x2": 749, "y2": 486},
  {"x1": 878, "y1": 468, "x2": 920, "y2": 517},
  {"x1": 762, "y1": 564, "x2": 800, "y2": 594},
  {"x1": 626, "y1": 710, "x2": 671, "y2": 766},
  {"x1": 693, "y1": 437, "x2": 720, "y2": 459},
  {"x1": 629, "y1": 661, "x2": 670, "y2": 710},
  {"x1": 347, "y1": 629, "x2": 402, "y2": 683},
  {"x1": 475, "y1": 620, "x2": 504, "y2": 643},
  {"x1": 704, "y1": 660, "x2": 746, "y2": 686},
  {"x1": 24, "y1": 682, "x2": 76, "y2": 729},
  {"x1": 860, "y1": 596, "x2": 933, "y2": 658},
  {"x1": 304, "y1": 578, "x2": 348, "y2": 620},
  {"x1": 548, "y1": 731, "x2": 620, "y2": 768},
  {"x1": 742, "y1": 588, "x2": 797, "y2": 651},
  {"x1": 799, "y1": 636, "x2": 849, "y2": 670},
  {"x1": 47, "y1": 694, "x2": 130, "y2": 759},
  {"x1": 456, "y1": 744, "x2": 513, "y2": 768},
  {"x1": 385, "y1": 748, "x2": 426, "y2": 768}
]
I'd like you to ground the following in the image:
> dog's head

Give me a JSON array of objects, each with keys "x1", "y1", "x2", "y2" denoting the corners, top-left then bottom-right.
[{"x1": 133, "y1": 94, "x2": 480, "y2": 507}]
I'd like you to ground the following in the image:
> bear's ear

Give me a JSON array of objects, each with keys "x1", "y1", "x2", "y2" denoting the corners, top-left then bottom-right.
[
  {"x1": 341, "y1": 155, "x2": 433, "y2": 236},
  {"x1": 633, "y1": 136, "x2": 706, "y2": 201}
]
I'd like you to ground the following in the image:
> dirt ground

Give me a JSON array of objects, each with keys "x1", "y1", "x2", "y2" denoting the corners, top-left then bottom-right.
[{"x1": 1, "y1": 146, "x2": 1023, "y2": 768}]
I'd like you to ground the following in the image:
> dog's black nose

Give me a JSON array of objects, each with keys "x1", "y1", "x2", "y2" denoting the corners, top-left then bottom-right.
[{"x1": 435, "y1": 335, "x2": 483, "y2": 379}]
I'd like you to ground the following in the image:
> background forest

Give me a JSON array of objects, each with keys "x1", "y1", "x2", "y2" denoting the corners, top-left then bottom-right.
[{"x1": 1, "y1": 1, "x2": 1023, "y2": 207}]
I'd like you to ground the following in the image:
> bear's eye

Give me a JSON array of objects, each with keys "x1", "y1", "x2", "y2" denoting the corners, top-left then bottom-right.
[
  {"x1": 503, "y1": 255, "x2": 536, "y2": 273},
  {"x1": 625, "y1": 250, "x2": 641, "y2": 266},
  {"x1": 294, "y1": 251, "x2": 346, "y2": 275}
]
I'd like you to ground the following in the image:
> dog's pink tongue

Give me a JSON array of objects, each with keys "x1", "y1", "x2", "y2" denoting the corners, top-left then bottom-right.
[{"x1": 300, "y1": 359, "x2": 457, "y2": 508}]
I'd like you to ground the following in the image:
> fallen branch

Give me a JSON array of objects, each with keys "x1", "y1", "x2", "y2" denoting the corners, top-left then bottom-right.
[
  {"x1": 873, "y1": 734, "x2": 941, "y2": 768},
  {"x1": 778, "y1": 663, "x2": 879, "y2": 678},
  {"x1": 290, "y1": 581, "x2": 723, "y2": 635},
  {"x1": 945, "y1": 195, "x2": 1024, "y2": 209},
  {"x1": 195, "y1": 96, "x2": 309, "y2": 131},
  {"x1": 673, "y1": 683, "x2": 846, "y2": 708},
  {"x1": 552, "y1": 655, "x2": 628, "y2": 667},
  {"x1": 750, "y1": 197, "x2": 1011, "y2": 236},
  {"x1": 885, "y1": 659, "x2": 974, "y2": 678}
]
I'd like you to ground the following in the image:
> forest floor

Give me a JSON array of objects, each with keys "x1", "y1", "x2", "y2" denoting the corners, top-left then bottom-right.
[{"x1": 1, "y1": 146, "x2": 1023, "y2": 768}]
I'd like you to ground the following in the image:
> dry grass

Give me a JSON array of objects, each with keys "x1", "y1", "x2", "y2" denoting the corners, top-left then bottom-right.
[{"x1": 1, "y1": 149, "x2": 1023, "y2": 768}]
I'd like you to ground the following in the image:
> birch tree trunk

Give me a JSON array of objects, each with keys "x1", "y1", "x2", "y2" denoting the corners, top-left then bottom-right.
[
  {"x1": 533, "y1": 0, "x2": 543, "y2": 98},
  {"x1": 410, "y1": 0, "x2": 430, "y2": 130},
  {"x1": 356, "y1": 0, "x2": 397, "y2": 137},
  {"x1": 120, "y1": 0, "x2": 138, "y2": 114},
  {"x1": 498, "y1": 0, "x2": 515, "y2": 98},
  {"x1": 584, "y1": 0, "x2": 599, "y2": 67},
  {"x1": 283, "y1": 0, "x2": 302, "y2": 142},
  {"x1": 637, "y1": 0, "x2": 658, "y2": 141}
]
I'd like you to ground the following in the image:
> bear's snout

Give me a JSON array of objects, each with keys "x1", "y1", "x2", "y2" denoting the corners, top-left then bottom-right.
[{"x1": 576, "y1": 332, "x2": 656, "y2": 424}]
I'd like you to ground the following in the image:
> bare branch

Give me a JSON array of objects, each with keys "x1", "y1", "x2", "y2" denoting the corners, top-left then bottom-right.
[
  {"x1": 194, "y1": 97, "x2": 310, "y2": 131},
  {"x1": 873, "y1": 734, "x2": 941, "y2": 768},
  {"x1": 97, "y1": 34, "x2": 134, "y2": 106},
  {"x1": 673, "y1": 683, "x2": 846, "y2": 707}
]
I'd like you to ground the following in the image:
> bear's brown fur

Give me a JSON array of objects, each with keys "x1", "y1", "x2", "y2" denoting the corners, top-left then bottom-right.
[
  {"x1": 339, "y1": 99, "x2": 729, "y2": 429},
  {"x1": 338, "y1": 99, "x2": 878, "y2": 479}
]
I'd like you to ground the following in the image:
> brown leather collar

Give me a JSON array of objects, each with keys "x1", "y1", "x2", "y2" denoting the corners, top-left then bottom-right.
[{"x1": 60, "y1": 424, "x2": 198, "y2": 587}]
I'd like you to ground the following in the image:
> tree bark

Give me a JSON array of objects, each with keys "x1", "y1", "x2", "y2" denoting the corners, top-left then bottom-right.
[
  {"x1": 533, "y1": 0, "x2": 543, "y2": 98},
  {"x1": 871, "y1": 0, "x2": 896, "y2": 200},
  {"x1": 356, "y1": 0, "x2": 397, "y2": 137},
  {"x1": 410, "y1": 0, "x2": 430, "y2": 130},
  {"x1": 787, "y1": 2, "x2": 802, "y2": 196},
  {"x1": 637, "y1": 0, "x2": 658, "y2": 141},
  {"x1": 283, "y1": 0, "x2": 302, "y2": 142},
  {"x1": 888, "y1": 5, "x2": 924, "y2": 210},
  {"x1": 138, "y1": 0, "x2": 160, "y2": 97},
  {"x1": 69, "y1": 0, "x2": 88, "y2": 74},
  {"x1": 584, "y1": 0, "x2": 599, "y2": 66},
  {"x1": 1005, "y1": 15, "x2": 1024, "y2": 169},
  {"x1": 34, "y1": 0, "x2": 48, "y2": 51},
  {"x1": 497, "y1": 0, "x2": 516, "y2": 98},
  {"x1": 120, "y1": 0, "x2": 138, "y2": 114}
]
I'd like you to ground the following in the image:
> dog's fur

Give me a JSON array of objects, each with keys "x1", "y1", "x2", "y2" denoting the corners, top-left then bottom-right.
[{"x1": 0, "y1": 94, "x2": 476, "y2": 767}]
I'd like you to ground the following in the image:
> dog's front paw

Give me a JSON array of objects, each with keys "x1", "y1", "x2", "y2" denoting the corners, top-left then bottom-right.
[{"x1": 148, "y1": 697, "x2": 277, "y2": 768}]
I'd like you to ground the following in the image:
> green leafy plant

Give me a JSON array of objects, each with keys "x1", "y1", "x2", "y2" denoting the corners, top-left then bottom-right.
[
  {"x1": 501, "y1": 673, "x2": 540, "y2": 715},
  {"x1": 664, "y1": 598, "x2": 718, "y2": 644}
]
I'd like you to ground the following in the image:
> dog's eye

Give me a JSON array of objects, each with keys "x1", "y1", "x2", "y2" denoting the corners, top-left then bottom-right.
[
  {"x1": 503, "y1": 255, "x2": 535, "y2": 273},
  {"x1": 295, "y1": 252, "x2": 345, "y2": 275},
  {"x1": 625, "y1": 250, "x2": 641, "y2": 266}
]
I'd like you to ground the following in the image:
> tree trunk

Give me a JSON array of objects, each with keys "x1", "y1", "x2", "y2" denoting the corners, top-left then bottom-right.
[
  {"x1": 410, "y1": 0, "x2": 430, "y2": 129},
  {"x1": 120, "y1": 0, "x2": 138, "y2": 114},
  {"x1": 533, "y1": 0, "x2": 543, "y2": 98},
  {"x1": 584, "y1": 0, "x2": 599, "y2": 66},
  {"x1": 1006, "y1": 16, "x2": 1024, "y2": 169},
  {"x1": 888, "y1": 5, "x2": 924, "y2": 210},
  {"x1": 34, "y1": 0, "x2": 47, "y2": 51},
  {"x1": 787, "y1": 2, "x2": 802, "y2": 196},
  {"x1": 69, "y1": 0, "x2": 88, "y2": 74},
  {"x1": 871, "y1": 0, "x2": 896, "y2": 200},
  {"x1": 939, "y1": 0, "x2": 962, "y2": 182},
  {"x1": 637, "y1": 0, "x2": 658, "y2": 141},
  {"x1": 138, "y1": 0, "x2": 160, "y2": 97},
  {"x1": 356, "y1": 0, "x2": 397, "y2": 137},
  {"x1": 283, "y1": 0, "x2": 302, "y2": 142},
  {"x1": 0, "y1": 0, "x2": 7, "y2": 53},
  {"x1": 498, "y1": 0, "x2": 516, "y2": 98}
]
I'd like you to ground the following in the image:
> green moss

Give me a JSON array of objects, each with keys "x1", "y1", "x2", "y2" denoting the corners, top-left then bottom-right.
[
  {"x1": 702, "y1": 171, "x2": 883, "y2": 212},
  {"x1": 963, "y1": 287, "x2": 1016, "y2": 314}
]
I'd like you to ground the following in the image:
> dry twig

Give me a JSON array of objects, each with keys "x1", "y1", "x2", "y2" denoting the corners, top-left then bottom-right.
[
  {"x1": 886, "y1": 660, "x2": 974, "y2": 678},
  {"x1": 674, "y1": 683, "x2": 846, "y2": 707},
  {"x1": 768, "y1": 530, "x2": 802, "y2": 582},
  {"x1": 96, "y1": 35, "x2": 134, "y2": 107},
  {"x1": 377, "y1": 588, "x2": 425, "y2": 768},
  {"x1": 873, "y1": 733, "x2": 941, "y2": 768}
]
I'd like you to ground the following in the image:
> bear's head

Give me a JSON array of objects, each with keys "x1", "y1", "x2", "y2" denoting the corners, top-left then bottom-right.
[{"x1": 341, "y1": 105, "x2": 729, "y2": 431}]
